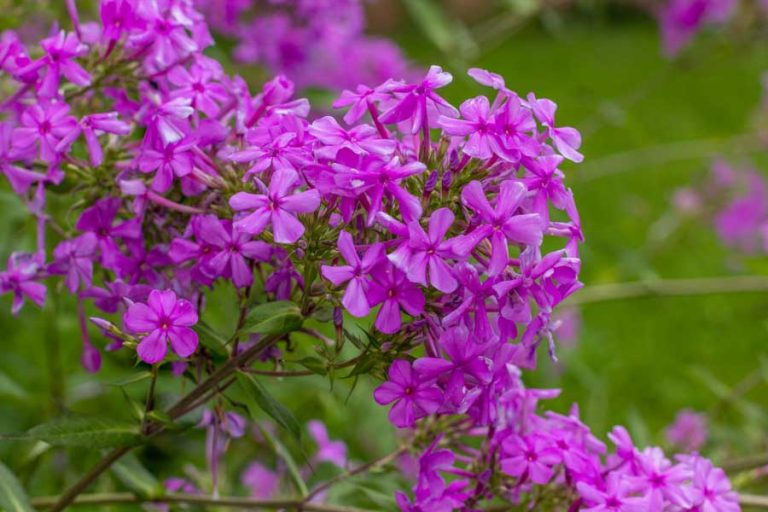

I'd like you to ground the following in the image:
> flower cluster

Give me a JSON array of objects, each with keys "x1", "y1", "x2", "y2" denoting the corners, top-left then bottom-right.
[
  {"x1": 195, "y1": 0, "x2": 414, "y2": 90},
  {"x1": 389, "y1": 364, "x2": 739, "y2": 511}
]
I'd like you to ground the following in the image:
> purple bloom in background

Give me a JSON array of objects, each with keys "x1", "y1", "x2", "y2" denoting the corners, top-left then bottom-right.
[
  {"x1": 0, "y1": 252, "x2": 46, "y2": 314},
  {"x1": 76, "y1": 197, "x2": 141, "y2": 268},
  {"x1": 714, "y1": 170, "x2": 768, "y2": 253},
  {"x1": 367, "y1": 264, "x2": 425, "y2": 334},
  {"x1": 49, "y1": 233, "x2": 97, "y2": 293},
  {"x1": 373, "y1": 360, "x2": 442, "y2": 428},
  {"x1": 665, "y1": 409, "x2": 708, "y2": 452},
  {"x1": 229, "y1": 168, "x2": 320, "y2": 243},
  {"x1": 461, "y1": 180, "x2": 544, "y2": 275},
  {"x1": 123, "y1": 289, "x2": 199, "y2": 364},
  {"x1": 308, "y1": 420, "x2": 347, "y2": 468},
  {"x1": 659, "y1": 0, "x2": 736, "y2": 56},
  {"x1": 320, "y1": 231, "x2": 383, "y2": 317},
  {"x1": 241, "y1": 462, "x2": 279, "y2": 499}
]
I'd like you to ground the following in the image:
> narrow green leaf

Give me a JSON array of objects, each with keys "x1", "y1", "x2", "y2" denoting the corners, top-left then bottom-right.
[
  {"x1": 196, "y1": 322, "x2": 229, "y2": 356},
  {"x1": 255, "y1": 424, "x2": 308, "y2": 497},
  {"x1": 111, "y1": 453, "x2": 160, "y2": 498},
  {"x1": 345, "y1": 353, "x2": 378, "y2": 378},
  {"x1": 241, "y1": 301, "x2": 303, "y2": 336},
  {"x1": 0, "y1": 462, "x2": 35, "y2": 512},
  {"x1": 236, "y1": 373, "x2": 301, "y2": 441},
  {"x1": 108, "y1": 371, "x2": 153, "y2": 387},
  {"x1": 27, "y1": 415, "x2": 143, "y2": 449},
  {"x1": 294, "y1": 357, "x2": 327, "y2": 376}
]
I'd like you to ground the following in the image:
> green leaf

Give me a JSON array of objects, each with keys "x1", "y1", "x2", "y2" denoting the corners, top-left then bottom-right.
[
  {"x1": 0, "y1": 462, "x2": 35, "y2": 512},
  {"x1": 0, "y1": 372, "x2": 26, "y2": 401},
  {"x1": 108, "y1": 371, "x2": 153, "y2": 387},
  {"x1": 402, "y1": 0, "x2": 477, "y2": 58},
  {"x1": 241, "y1": 301, "x2": 303, "y2": 336},
  {"x1": 294, "y1": 357, "x2": 327, "y2": 376},
  {"x1": 196, "y1": 322, "x2": 229, "y2": 356},
  {"x1": 27, "y1": 415, "x2": 143, "y2": 449},
  {"x1": 345, "y1": 353, "x2": 379, "y2": 378},
  {"x1": 236, "y1": 373, "x2": 301, "y2": 441},
  {"x1": 111, "y1": 453, "x2": 160, "y2": 498},
  {"x1": 255, "y1": 424, "x2": 308, "y2": 497}
]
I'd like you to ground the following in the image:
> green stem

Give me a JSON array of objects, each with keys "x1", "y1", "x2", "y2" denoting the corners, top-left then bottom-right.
[
  {"x1": 33, "y1": 492, "x2": 376, "y2": 511},
  {"x1": 565, "y1": 275, "x2": 768, "y2": 306}
]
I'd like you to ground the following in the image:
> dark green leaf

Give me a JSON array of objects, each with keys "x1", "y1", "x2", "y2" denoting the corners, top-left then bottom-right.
[
  {"x1": 0, "y1": 462, "x2": 35, "y2": 512},
  {"x1": 27, "y1": 415, "x2": 143, "y2": 449},
  {"x1": 345, "y1": 353, "x2": 379, "y2": 378},
  {"x1": 111, "y1": 453, "x2": 160, "y2": 498},
  {"x1": 108, "y1": 371, "x2": 153, "y2": 387},
  {"x1": 241, "y1": 301, "x2": 303, "y2": 336},
  {"x1": 0, "y1": 372, "x2": 26, "y2": 401},
  {"x1": 236, "y1": 373, "x2": 301, "y2": 441},
  {"x1": 196, "y1": 322, "x2": 229, "y2": 356}
]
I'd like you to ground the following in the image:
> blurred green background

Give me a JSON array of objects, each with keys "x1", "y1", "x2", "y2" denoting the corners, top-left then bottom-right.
[{"x1": 2, "y1": 1, "x2": 768, "y2": 508}]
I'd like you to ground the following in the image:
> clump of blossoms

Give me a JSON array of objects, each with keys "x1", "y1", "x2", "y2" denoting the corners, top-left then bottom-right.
[
  {"x1": 195, "y1": 0, "x2": 414, "y2": 90},
  {"x1": 0, "y1": 1, "x2": 739, "y2": 510}
]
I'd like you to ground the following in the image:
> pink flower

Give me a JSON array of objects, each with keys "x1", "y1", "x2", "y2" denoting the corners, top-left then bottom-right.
[
  {"x1": 229, "y1": 168, "x2": 320, "y2": 243},
  {"x1": 13, "y1": 102, "x2": 78, "y2": 162},
  {"x1": 373, "y1": 360, "x2": 443, "y2": 428},
  {"x1": 123, "y1": 289, "x2": 199, "y2": 364}
]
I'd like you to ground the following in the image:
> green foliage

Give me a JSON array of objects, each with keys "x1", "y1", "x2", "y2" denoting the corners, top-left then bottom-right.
[
  {"x1": 240, "y1": 301, "x2": 304, "y2": 336},
  {"x1": 0, "y1": 462, "x2": 34, "y2": 512},
  {"x1": 235, "y1": 372, "x2": 302, "y2": 441},
  {"x1": 25, "y1": 415, "x2": 143, "y2": 449}
]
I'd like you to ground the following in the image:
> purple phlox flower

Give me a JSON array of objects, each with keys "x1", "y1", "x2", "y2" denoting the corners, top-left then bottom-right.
[
  {"x1": 114, "y1": 241, "x2": 172, "y2": 286},
  {"x1": 123, "y1": 288, "x2": 199, "y2": 364},
  {"x1": 169, "y1": 62, "x2": 229, "y2": 117},
  {"x1": 665, "y1": 409, "x2": 708, "y2": 452},
  {"x1": 388, "y1": 207, "x2": 469, "y2": 293},
  {"x1": 333, "y1": 84, "x2": 390, "y2": 125},
  {"x1": 56, "y1": 112, "x2": 132, "y2": 167},
  {"x1": 527, "y1": 93, "x2": 583, "y2": 163},
  {"x1": 679, "y1": 455, "x2": 740, "y2": 512},
  {"x1": 500, "y1": 434, "x2": 561, "y2": 485},
  {"x1": 174, "y1": 214, "x2": 271, "y2": 288},
  {"x1": 631, "y1": 447, "x2": 691, "y2": 509},
  {"x1": 373, "y1": 359, "x2": 443, "y2": 428},
  {"x1": 83, "y1": 279, "x2": 151, "y2": 315},
  {"x1": 438, "y1": 95, "x2": 496, "y2": 160},
  {"x1": 414, "y1": 436, "x2": 454, "y2": 500},
  {"x1": 442, "y1": 263, "x2": 498, "y2": 341},
  {"x1": 25, "y1": 30, "x2": 91, "y2": 98},
  {"x1": 147, "y1": 97, "x2": 194, "y2": 146},
  {"x1": 229, "y1": 131, "x2": 299, "y2": 179},
  {"x1": 367, "y1": 263, "x2": 425, "y2": 334},
  {"x1": 521, "y1": 155, "x2": 571, "y2": 220},
  {"x1": 379, "y1": 65, "x2": 458, "y2": 133},
  {"x1": 100, "y1": 0, "x2": 144, "y2": 43},
  {"x1": 138, "y1": 138, "x2": 197, "y2": 193},
  {"x1": 76, "y1": 197, "x2": 141, "y2": 268},
  {"x1": 577, "y1": 474, "x2": 649, "y2": 512},
  {"x1": 0, "y1": 121, "x2": 47, "y2": 194},
  {"x1": 241, "y1": 462, "x2": 279, "y2": 499},
  {"x1": 129, "y1": 7, "x2": 199, "y2": 69},
  {"x1": 0, "y1": 31, "x2": 33, "y2": 79},
  {"x1": 461, "y1": 179, "x2": 544, "y2": 276},
  {"x1": 308, "y1": 420, "x2": 347, "y2": 468},
  {"x1": 490, "y1": 95, "x2": 540, "y2": 164},
  {"x1": 714, "y1": 170, "x2": 768, "y2": 253},
  {"x1": 229, "y1": 167, "x2": 321, "y2": 243},
  {"x1": 467, "y1": 67, "x2": 507, "y2": 90},
  {"x1": 333, "y1": 153, "x2": 425, "y2": 226},
  {"x1": 413, "y1": 326, "x2": 491, "y2": 409},
  {"x1": 320, "y1": 231, "x2": 383, "y2": 317},
  {"x1": 265, "y1": 254, "x2": 303, "y2": 300},
  {"x1": 395, "y1": 480, "x2": 469, "y2": 512},
  {"x1": 13, "y1": 102, "x2": 78, "y2": 162},
  {"x1": 0, "y1": 252, "x2": 46, "y2": 314},
  {"x1": 309, "y1": 116, "x2": 395, "y2": 159},
  {"x1": 660, "y1": 0, "x2": 736, "y2": 57},
  {"x1": 607, "y1": 426, "x2": 639, "y2": 469},
  {"x1": 48, "y1": 233, "x2": 98, "y2": 293}
]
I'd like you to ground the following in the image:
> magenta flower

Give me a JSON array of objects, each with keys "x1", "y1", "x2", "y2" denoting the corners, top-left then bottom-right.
[
  {"x1": 229, "y1": 132, "x2": 298, "y2": 179},
  {"x1": 333, "y1": 84, "x2": 390, "y2": 124},
  {"x1": 438, "y1": 96, "x2": 494, "y2": 160},
  {"x1": 59, "y1": 112, "x2": 132, "y2": 167},
  {"x1": 500, "y1": 434, "x2": 561, "y2": 485},
  {"x1": 373, "y1": 360, "x2": 443, "y2": 428},
  {"x1": 229, "y1": 168, "x2": 320, "y2": 243},
  {"x1": 388, "y1": 207, "x2": 467, "y2": 293},
  {"x1": 138, "y1": 140, "x2": 196, "y2": 193},
  {"x1": 461, "y1": 180, "x2": 544, "y2": 275},
  {"x1": 100, "y1": 0, "x2": 143, "y2": 43},
  {"x1": 308, "y1": 420, "x2": 347, "y2": 468},
  {"x1": 49, "y1": 233, "x2": 98, "y2": 293},
  {"x1": 681, "y1": 456, "x2": 740, "y2": 512},
  {"x1": 660, "y1": 0, "x2": 736, "y2": 57},
  {"x1": 527, "y1": 93, "x2": 583, "y2": 163},
  {"x1": 665, "y1": 409, "x2": 708, "y2": 453},
  {"x1": 577, "y1": 474, "x2": 649, "y2": 512},
  {"x1": 379, "y1": 65, "x2": 458, "y2": 133},
  {"x1": 367, "y1": 264, "x2": 425, "y2": 334},
  {"x1": 0, "y1": 252, "x2": 46, "y2": 315},
  {"x1": 309, "y1": 116, "x2": 395, "y2": 159},
  {"x1": 241, "y1": 462, "x2": 279, "y2": 499},
  {"x1": 123, "y1": 289, "x2": 199, "y2": 364},
  {"x1": 168, "y1": 62, "x2": 229, "y2": 117},
  {"x1": 34, "y1": 30, "x2": 91, "y2": 97},
  {"x1": 76, "y1": 197, "x2": 141, "y2": 268},
  {"x1": 13, "y1": 102, "x2": 78, "y2": 162},
  {"x1": 148, "y1": 98, "x2": 194, "y2": 146},
  {"x1": 521, "y1": 155, "x2": 570, "y2": 220},
  {"x1": 320, "y1": 231, "x2": 384, "y2": 317}
]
